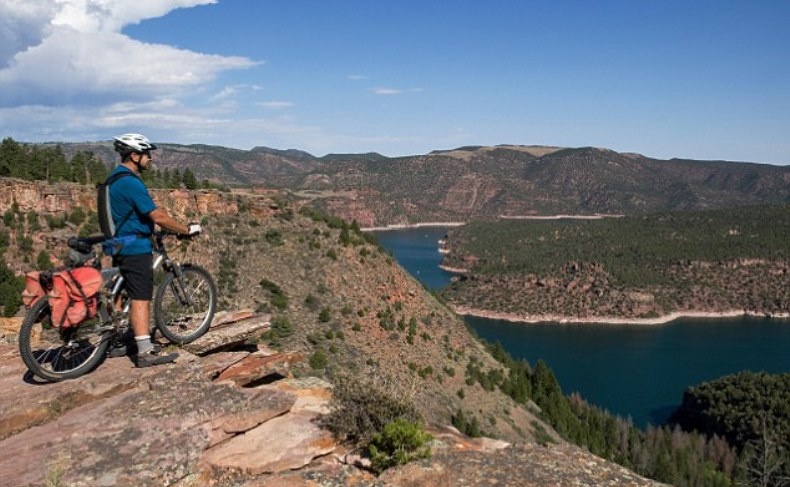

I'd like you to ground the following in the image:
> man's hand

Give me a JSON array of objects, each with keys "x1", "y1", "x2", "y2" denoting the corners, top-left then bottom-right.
[{"x1": 187, "y1": 223, "x2": 202, "y2": 236}]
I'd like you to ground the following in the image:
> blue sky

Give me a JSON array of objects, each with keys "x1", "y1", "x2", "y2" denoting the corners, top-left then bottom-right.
[{"x1": 1, "y1": 1, "x2": 788, "y2": 164}]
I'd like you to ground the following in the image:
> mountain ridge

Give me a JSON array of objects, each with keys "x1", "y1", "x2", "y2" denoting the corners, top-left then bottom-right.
[{"x1": 40, "y1": 140, "x2": 789, "y2": 226}]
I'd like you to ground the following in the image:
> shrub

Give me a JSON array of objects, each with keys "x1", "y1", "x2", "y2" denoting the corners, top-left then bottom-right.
[
  {"x1": 367, "y1": 419, "x2": 432, "y2": 473},
  {"x1": 264, "y1": 229, "x2": 283, "y2": 246},
  {"x1": 452, "y1": 409, "x2": 483, "y2": 438},
  {"x1": 318, "y1": 307, "x2": 331, "y2": 323},
  {"x1": 269, "y1": 315, "x2": 294, "y2": 338},
  {"x1": 323, "y1": 373, "x2": 422, "y2": 445},
  {"x1": 309, "y1": 349, "x2": 327, "y2": 370},
  {"x1": 260, "y1": 278, "x2": 288, "y2": 310},
  {"x1": 68, "y1": 207, "x2": 86, "y2": 225},
  {"x1": 36, "y1": 250, "x2": 54, "y2": 270}
]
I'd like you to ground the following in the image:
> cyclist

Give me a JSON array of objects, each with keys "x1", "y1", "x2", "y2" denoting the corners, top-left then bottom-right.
[{"x1": 106, "y1": 133, "x2": 202, "y2": 367}]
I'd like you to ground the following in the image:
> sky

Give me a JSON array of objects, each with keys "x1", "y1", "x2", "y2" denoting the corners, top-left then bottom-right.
[{"x1": 0, "y1": 1, "x2": 788, "y2": 164}]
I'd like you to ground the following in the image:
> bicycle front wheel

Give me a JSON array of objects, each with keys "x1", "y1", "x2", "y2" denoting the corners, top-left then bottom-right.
[
  {"x1": 154, "y1": 265, "x2": 217, "y2": 344},
  {"x1": 18, "y1": 298, "x2": 110, "y2": 382}
]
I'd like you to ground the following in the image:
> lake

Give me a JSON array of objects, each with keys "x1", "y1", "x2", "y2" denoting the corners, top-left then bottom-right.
[{"x1": 374, "y1": 226, "x2": 790, "y2": 428}]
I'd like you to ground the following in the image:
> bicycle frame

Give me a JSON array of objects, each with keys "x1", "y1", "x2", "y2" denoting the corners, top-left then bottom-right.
[{"x1": 101, "y1": 231, "x2": 189, "y2": 326}]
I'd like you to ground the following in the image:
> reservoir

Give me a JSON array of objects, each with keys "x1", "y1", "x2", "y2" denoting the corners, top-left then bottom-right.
[{"x1": 375, "y1": 226, "x2": 790, "y2": 428}]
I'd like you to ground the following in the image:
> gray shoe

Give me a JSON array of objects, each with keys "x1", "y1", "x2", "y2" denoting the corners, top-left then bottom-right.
[{"x1": 135, "y1": 349, "x2": 179, "y2": 368}]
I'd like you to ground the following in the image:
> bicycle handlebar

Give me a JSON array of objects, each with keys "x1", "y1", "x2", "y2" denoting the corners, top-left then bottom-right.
[
  {"x1": 68, "y1": 230, "x2": 200, "y2": 252},
  {"x1": 153, "y1": 230, "x2": 200, "y2": 241}
]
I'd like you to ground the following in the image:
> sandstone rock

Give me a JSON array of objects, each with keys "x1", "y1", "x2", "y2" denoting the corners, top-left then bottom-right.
[
  {"x1": 0, "y1": 360, "x2": 301, "y2": 487},
  {"x1": 211, "y1": 309, "x2": 256, "y2": 327},
  {"x1": 214, "y1": 351, "x2": 302, "y2": 387},
  {"x1": 183, "y1": 314, "x2": 271, "y2": 356},
  {"x1": 201, "y1": 410, "x2": 337, "y2": 475},
  {"x1": 267, "y1": 376, "x2": 333, "y2": 415},
  {"x1": 200, "y1": 350, "x2": 250, "y2": 379}
]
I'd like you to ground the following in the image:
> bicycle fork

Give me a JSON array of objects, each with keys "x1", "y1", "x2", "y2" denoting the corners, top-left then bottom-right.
[{"x1": 166, "y1": 261, "x2": 194, "y2": 307}]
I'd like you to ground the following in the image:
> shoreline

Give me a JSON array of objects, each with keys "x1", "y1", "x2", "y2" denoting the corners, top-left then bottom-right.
[
  {"x1": 362, "y1": 214, "x2": 630, "y2": 231},
  {"x1": 498, "y1": 214, "x2": 625, "y2": 220},
  {"x1": 362, "y1": 222, "x2": 466, "y2": 232},
  {"x1": 451, "y1": 305, "x2": 790, "y2": 326},
  {"x1": 439, "y1": 264, "x2": 469, "y2": 274}
]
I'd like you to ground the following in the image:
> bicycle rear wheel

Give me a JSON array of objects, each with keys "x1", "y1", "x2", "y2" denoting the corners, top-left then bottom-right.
[
  {"x1": 18, "y1": 299, "x2": 110, "y2": 382},
  {"x1": 154, "y1": 265, "x2": 217, "y2": 344}
]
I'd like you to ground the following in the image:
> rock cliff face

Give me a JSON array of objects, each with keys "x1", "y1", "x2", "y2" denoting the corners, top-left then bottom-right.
[{"x1": 0, "y1": 178, "x2": 245, "y2": 218}]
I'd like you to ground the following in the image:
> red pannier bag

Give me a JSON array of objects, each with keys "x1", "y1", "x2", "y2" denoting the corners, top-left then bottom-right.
[
  {"x1": 21, "y1": 271, "x2": 46, "y2": 308},
  {"x1": 46, "y1": 267, "x2": 103, "y2": 328}
]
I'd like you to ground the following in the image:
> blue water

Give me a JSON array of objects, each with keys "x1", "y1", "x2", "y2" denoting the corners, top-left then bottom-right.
[{"x1": 375, "y1": 226, "x2": 790, "y2": 428}]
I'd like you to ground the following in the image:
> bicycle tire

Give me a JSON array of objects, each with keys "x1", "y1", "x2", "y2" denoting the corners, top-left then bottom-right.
[
  {"x1": 18, "y1": 298, "x2": 110, "y2": 382},
  {"x1": 153, "y1": 264, "x2": 217, "y2": 344}
]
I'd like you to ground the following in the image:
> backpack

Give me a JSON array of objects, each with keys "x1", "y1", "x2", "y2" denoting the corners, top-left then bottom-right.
[
  {"x1": 97, "y1": 171, "x2": 142, "y2": 255},
  {"x1": 21, "y1": 267, "x2": 103, "y2": 328},
  {"x1": 21, "y1": 271, "x2": 46, "y2": 309}
]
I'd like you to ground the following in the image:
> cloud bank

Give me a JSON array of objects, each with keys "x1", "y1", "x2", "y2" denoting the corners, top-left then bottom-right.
[{"x1": 0, "y1": 0, "x2": 255, "y2": 107}]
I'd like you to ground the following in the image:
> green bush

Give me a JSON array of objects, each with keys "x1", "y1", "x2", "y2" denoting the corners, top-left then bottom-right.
[
  {"x1": 309, "y1": 349, "x2": 327, "y2": 370},
  {"x1": 264, "y1": 229, "x2": 283, "y2": 246},
  {"x1": 260, "y1": 278, "x2": 288, "y2": 310},
  {"x1": 367, "y1": 418, "x2": 432, "y2": 473},
  {"x1": 323, "y1": 374, "x2": 422, "y2": 445},
  {"x1": 318, "y1": 307, "x2": 331, "y2": 323},
  {"x1": 452, "y1": 409, "x2": 483, "y2": 437},
  {"x1": 269, "y1": 315, "x2": 294, "y2": 338},
  {"x1": 68, "y1": 207, "x2": 86, "y2": 225}
]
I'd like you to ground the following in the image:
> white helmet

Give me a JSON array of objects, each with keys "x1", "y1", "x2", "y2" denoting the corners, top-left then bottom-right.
[{"x1": 113, "y1": 133, "x2": 157, "y2": 154}]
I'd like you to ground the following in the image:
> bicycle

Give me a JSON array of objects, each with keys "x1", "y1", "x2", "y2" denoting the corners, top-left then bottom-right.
[{"x1": 18, "y1": 230, "x2": 218, "y2": 382}]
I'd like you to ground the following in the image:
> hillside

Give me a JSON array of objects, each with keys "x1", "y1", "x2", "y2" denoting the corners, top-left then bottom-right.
[
  {"x1": 439, "y1": 205, "x2": 790, "y2": 322},
  {"x1": 37, "y1": 140, "x2": 790, "y2": 226},
  {"x1": 11, "y1": 177, "x2": 781, "y2": 485},
  {"x1": 0, "y1": 178, "x2": 537, "y2": 440}
]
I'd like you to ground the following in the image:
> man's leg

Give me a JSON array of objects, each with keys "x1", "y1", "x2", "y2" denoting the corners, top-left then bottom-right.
[
  {"x1": 118, "y1": 253, "x2": 177, "y2": 367},
  {"x1": 130, "y1": 299, "x2": 155, "y2": 354}
]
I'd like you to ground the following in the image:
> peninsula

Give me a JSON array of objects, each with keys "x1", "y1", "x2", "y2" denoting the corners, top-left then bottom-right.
[{"x1": 439, "y1": 205, "x2": 790, "y2": 324}]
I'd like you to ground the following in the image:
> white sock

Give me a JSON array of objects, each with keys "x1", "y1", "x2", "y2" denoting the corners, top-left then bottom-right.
[{"x1": 135, "y1": 335, "x2": 154, "y2": 354}]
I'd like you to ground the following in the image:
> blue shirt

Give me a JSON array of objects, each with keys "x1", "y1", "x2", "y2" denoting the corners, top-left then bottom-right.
[{"x1": 108, "y1": 166, "x2": 156, "y2": 255}]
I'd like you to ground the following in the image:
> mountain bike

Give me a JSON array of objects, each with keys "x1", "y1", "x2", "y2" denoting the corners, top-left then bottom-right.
[{"x1": 18, "y1": 231, "x2": 218, "y2": 382}]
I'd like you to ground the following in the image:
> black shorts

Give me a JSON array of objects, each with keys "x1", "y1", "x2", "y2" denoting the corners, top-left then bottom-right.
[{"x1": 113, "y1": 254, "x2": 154, "y2": 300}]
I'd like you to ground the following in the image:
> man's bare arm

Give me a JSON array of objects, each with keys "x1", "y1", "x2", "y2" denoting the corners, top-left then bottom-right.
[{"x1": 148, "y1": 208, "x2": 189, "y2": 234}]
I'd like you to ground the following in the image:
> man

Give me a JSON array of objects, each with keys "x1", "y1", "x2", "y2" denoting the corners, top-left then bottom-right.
[{"x1": 108, "y1": 133, "x2": 201, "y2": 367}]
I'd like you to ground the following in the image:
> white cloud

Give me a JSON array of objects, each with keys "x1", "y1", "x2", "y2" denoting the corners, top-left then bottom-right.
[
  {"x1": 371, "y1": 87, "x2": 423, "y2": 96},
  {"x1": 372, "y1": 88, "x2": 402, "y2": 95},
  {"x1": 258, "y1": 101, "x2": 294, "y2": 109},
  {"x1": 0, "y1": 0, "x2": 256, "y2": 107}
]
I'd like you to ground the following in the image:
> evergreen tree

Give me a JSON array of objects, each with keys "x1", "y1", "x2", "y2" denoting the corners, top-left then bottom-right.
[
  {"x1": 71, "y1": 151, "x2": 89, "y2": 184},
  {"x1": 171, "y1": 168, "x2": 182, "y2": 188},
  {"x1": 0, "y1": 256, "x2": 23, "y2": 317},
  {"x1": 87, "y1": 153, "x2": 109, "y2": 184},
  {"x1": 182, "y1": 168, "x2": 198, "y2": 190},
  {"x1": 46, "y1": 146, "x2": 71, "y2": 182},
  {"x1": 0, "y1": 138, "x2": 25, "y2": 177}
]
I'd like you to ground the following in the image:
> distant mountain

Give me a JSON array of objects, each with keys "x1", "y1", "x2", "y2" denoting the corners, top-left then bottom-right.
[{"x1": 47, "y1": 141, "x2": 790, "y2": 226}]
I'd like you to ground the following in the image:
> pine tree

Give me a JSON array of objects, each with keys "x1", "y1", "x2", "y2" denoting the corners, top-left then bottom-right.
[
  {"x1": 0, "y1": 138, "x2": 25, "y2": 177},
  {"x1": 182, "y1": 168, "x2": 198, "y2": 190},
  {"x1": 71, "y1": 151, "x2": 89, "y2": 184}
]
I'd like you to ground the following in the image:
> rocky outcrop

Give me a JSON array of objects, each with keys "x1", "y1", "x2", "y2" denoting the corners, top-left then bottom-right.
[
  {"x1": 0, "y1": 311, "x2": 665, "y2": 486},
  {"x1": 0, "y1": 178, "x2": 282, "y2": 222}
]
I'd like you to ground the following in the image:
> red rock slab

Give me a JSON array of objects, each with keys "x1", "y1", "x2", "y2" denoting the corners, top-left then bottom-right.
[
  {"x1": 202, "y1": 410, "x2": 337, "y2": 475},
  {"x1": 214, "y1": 351, "x2": 303, "y2": 387}
]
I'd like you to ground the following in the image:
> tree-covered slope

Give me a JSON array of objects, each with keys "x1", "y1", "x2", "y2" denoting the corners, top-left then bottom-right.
[{"x1": 441, "y1": 205, "x2": 790, "y2": 320}]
